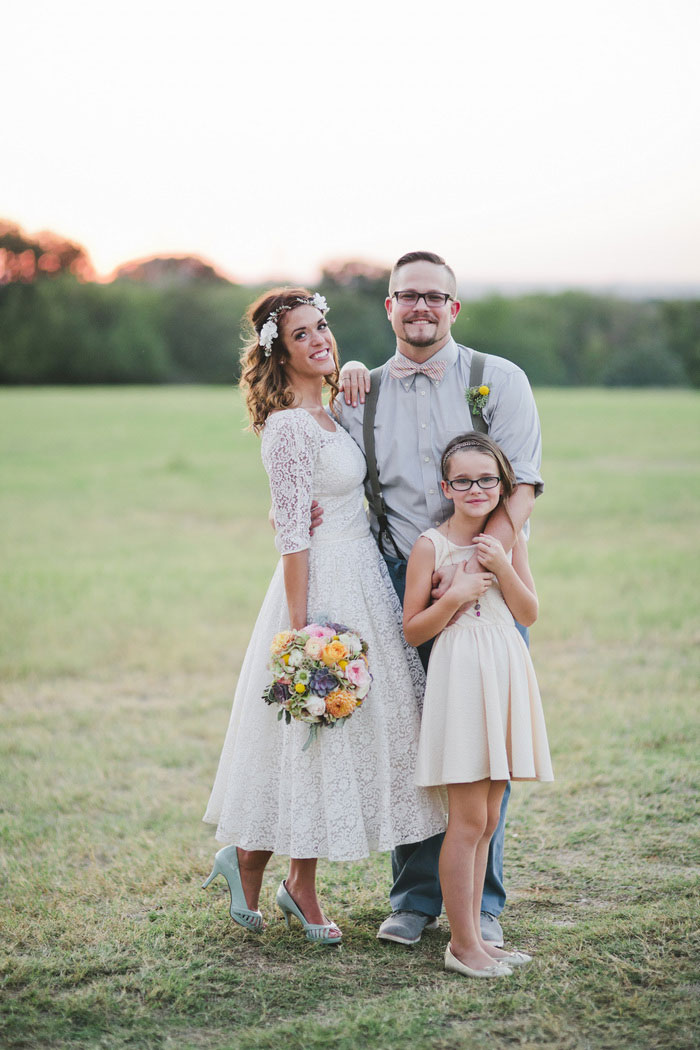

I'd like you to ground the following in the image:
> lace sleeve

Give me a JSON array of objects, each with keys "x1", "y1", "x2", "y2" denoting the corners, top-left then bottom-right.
[{"x1": 261, "y1": 410, "x2": 320, "y2": 555}]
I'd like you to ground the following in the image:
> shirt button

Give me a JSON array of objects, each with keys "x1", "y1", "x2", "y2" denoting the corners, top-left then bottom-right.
[
  {"x1": 424, "y1": 456, "x2": 430, "y2": 462},
  {"x1": 429, "y1": 489, "x2": 435, "y2": 494},
  {"x1": 419, "y1": 390, "x2": 426, "y2": 396},
  {"x1": 421, "y1": 423, "x2": 427, "y2": 429}
]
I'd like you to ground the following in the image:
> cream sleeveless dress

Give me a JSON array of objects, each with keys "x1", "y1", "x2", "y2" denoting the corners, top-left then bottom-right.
[{"x1": 415, "y1": 528, "x2": 554, "y2": 787}]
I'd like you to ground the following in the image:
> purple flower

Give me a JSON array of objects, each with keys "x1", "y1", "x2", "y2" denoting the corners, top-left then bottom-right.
[
  {"x1": 325, "y1": 621, "x2": 350, "y2": 635},
  {"x1": 272, "y1": 682, "x2": 291, "y2": 703},
  {"x1": 309, "y1": 669, "x2": 338, "y2": 697}
]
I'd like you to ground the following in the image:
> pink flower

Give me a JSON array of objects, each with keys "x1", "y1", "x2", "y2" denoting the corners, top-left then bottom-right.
[
  {"x1": 304, "y1": 638, "x2": 325, "y2": 660},
  {"x1": 345, "y1": 659, "x2": 372, "y2": 699},
  {"x1": 304, "y1": 623, "x2": 335, "y2": 640}
]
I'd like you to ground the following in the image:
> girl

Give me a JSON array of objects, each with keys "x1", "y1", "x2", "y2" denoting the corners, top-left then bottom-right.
[
  {"x1": 202, "y1": 288, "x2": 445, "y2": 945},
  {"x1": 403, "y1": 433, "x2": 553, "y2": 978}
]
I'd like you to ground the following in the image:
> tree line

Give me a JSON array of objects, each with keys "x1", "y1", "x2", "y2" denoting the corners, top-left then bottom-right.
[{"x1": 1, "y1": 221, "x2": 698, "y2": 386}]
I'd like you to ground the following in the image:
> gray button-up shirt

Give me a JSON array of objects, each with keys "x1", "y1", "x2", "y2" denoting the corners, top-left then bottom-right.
[{"x1": 334, "y1": 338, "x2": 543, "y2": 558}]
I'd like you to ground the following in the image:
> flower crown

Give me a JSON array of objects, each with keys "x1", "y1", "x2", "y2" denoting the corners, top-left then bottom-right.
[{"x1": 259, "y1": 293, "x2": 329, "y2": 357}]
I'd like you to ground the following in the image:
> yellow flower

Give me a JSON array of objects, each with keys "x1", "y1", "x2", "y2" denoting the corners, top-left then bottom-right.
[
  {"x1": 325, "y1": 689, "x2": 357, "y2": 719},
  {"x1": 478, "y1": 385, "x2": 489, "y2": 396},
  {"x1": 338, "y1": 659, "x2": 348, "y2": 670},
  {"x1": 321, "y1": 640, "x2": 348, "y2": 666},
  {"x1": 294, "y1": 682, "x2": 306, "y2": 694},
  {"x1": 271, "y1": 630, "x2": 294, "y2": 655},
  {"x1": 282, "y1": 654, "x2": 290, "y2": 664}
]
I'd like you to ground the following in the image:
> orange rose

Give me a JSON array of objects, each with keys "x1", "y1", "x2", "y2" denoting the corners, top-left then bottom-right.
[
  {"x1": 324, "y1": 689, "x2": 357, "y2": 719},
  {"x1": 321, "y1": 640, "x2": 348, "y2": 666}
]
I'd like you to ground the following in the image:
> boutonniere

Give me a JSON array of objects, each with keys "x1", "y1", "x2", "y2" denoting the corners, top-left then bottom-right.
[{"x1": 465, "y1": 384, "x2": 490, "y2": 416}]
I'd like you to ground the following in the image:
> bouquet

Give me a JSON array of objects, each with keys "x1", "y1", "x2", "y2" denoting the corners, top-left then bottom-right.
[{"x1": 263, "y1": 621, "x2": 372, "y2": 749}]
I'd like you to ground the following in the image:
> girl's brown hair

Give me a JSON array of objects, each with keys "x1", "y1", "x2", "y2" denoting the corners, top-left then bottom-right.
[
  {"x1": 441, "y1": 432, "x2": 518, "y2": 540},
  {"x1": 239, "y1": 287, "x2": 340, "y2": 432}
]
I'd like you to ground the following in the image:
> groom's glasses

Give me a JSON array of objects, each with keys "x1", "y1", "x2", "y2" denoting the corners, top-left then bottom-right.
[
  {"x1": 444, "y1": 476, "x2": 501, "y2": 491},
  {"x1": 393, "y1": 291, "x2": 453, "y2": 307}
]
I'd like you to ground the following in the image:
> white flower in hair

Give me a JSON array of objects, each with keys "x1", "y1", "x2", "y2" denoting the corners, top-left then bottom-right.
[
  {"x1": 260, "y1": 319, "x2": 278, "y2": 355},
  {"x1": 311, "y1": 293, "x2": 329, "y2": 313}
]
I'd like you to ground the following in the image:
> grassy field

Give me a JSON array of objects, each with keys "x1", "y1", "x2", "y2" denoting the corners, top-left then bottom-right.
[{"x1": 1, "y1": 387, "x2": 699, "y2": 1050}]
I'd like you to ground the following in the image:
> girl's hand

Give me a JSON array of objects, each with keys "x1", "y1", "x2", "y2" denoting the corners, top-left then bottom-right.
[
  {"x1": 474, "y1": 534, "x2": 508, "y2": 573},
  {"x1": 447, "y1": 561, "x2": 493, "y2": 605}
]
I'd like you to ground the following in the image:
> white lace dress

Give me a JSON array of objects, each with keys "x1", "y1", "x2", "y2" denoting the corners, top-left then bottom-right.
[{"x1": 203, "y1": 408, "x2": 445, "y2": 861}]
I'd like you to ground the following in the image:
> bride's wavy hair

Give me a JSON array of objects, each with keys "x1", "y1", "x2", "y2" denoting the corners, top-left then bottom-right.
[{"x1": 239, "y1": 287, "x2": 340, "y2": 432}]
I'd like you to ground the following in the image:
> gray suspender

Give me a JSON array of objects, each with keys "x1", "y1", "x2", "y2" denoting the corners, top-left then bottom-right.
[
  {"x1": 467, "y1": 350, "x2": 489, "y2": 433},
  {"x1": 362, "y1": 350, "x2": 490, "y2": 561},
  {"x1": 362, "y1": 365, "x2": 405, "y2": 560}
]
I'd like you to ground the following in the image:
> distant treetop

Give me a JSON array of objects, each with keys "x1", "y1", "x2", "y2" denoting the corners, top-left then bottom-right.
[
  {"x1": 114, "y1": 255, "x2": 233, "y2": 287},
  {"x1": 0, "y1": 219, "x2": 95, "y2": 284}
]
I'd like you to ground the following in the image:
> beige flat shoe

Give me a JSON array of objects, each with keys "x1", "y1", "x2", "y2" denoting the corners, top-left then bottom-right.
[
  {"x1": 499, "y1": 950, "x2": 532, "y2": 967},
  {"x1": 444, "y1": 944, "x2": 513, "y2": 978}
]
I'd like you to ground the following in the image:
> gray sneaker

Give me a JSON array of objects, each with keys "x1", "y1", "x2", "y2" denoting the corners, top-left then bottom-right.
[
  {"x1": 377, "y1": 910, "x2": 440, "y2": 945},
  {"x1": 480, "y1": 911, "x2": 504, "y2": 946}
]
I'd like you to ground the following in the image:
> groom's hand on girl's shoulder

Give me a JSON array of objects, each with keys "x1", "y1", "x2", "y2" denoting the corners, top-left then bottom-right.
[{"x1": 431, "y1": 564, "x2": 456, "y2": 600}]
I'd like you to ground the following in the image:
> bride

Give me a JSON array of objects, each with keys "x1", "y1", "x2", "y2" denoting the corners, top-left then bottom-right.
[{"x1": 202, "y1": 288, "x2": 445, "y2": 944}]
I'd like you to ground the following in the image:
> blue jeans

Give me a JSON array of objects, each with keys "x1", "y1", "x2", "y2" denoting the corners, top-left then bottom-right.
[{"x1": 383, "y1": 553, "x2": 529, "y2": 918}]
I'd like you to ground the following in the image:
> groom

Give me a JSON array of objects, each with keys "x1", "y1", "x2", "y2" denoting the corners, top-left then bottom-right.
[{"x1": 333, "y1": 250, "x2": 543, "y2": 947}]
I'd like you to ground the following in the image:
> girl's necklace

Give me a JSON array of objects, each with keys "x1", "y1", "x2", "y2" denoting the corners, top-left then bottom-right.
[{"x1": 446, "y1": 517, "x2": 480, "y2": 617}]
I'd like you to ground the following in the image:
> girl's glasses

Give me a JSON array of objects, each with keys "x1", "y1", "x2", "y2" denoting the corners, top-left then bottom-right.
[{"x1": 445, "y1": 476, "x2": 500, "y2": 492}]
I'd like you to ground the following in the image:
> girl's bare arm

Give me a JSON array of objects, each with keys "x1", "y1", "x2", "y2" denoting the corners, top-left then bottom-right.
[{"x1": 476, "y1": 532, "x2": 538, "y2": 627}]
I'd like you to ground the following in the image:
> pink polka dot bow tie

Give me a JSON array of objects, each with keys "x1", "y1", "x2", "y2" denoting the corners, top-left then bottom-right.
[{"x1": 388, "y1": 358, "x2": 447, "y2": 383}]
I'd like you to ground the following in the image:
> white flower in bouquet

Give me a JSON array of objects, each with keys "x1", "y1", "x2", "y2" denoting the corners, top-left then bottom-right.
[
  {"x1": 337, "y1": 632, "x2": 362, "y2": 656},
  {"x1": 304, "y1": 695, "x2": 326, "y2": 718}
]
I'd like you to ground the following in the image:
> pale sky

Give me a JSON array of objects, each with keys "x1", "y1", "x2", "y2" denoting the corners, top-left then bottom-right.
[{"x1": 4, "y1": 0, "x2": 700, "y2": 285}]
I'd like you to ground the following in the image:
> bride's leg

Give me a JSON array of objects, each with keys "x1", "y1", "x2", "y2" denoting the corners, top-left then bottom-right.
[
  {"x1": 237, "y1": 848, "x2": 273, "y2": 910},
  {"x1": 285, "y1": 858, "x2": 341, "y2": 937}
]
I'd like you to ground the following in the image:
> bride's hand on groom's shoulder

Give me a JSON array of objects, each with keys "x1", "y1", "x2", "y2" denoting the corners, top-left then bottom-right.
[{"x1": 339, "y1": 362, "x2": 371, "y2": 407}]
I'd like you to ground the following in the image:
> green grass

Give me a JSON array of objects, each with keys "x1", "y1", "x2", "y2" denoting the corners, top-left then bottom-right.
[{"x1": 1, "y1": 387, "x2": 699, "y2": 1050}]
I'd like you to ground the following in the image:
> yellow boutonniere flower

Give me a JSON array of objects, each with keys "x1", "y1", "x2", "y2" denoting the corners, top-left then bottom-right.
[{"x1": 465, "y1": 384, "x2": 490, "y2": 416}]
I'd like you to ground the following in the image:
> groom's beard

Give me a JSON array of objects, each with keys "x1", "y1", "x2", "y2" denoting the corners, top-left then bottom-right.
[{"x1": 399, "y1": 315, "x2": 442, "y2": 347}]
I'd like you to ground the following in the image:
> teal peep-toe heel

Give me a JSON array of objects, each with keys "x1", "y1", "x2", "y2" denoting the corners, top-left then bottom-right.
[
  {"x1": 202, "y1": 845, "x2": 264, "y2": 932},
  {"x1": 276, "y1": 881, "x2": 342, "y2": 945}
]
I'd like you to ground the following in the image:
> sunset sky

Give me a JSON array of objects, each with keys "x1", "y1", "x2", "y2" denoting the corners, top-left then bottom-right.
[{"x1": 5, "y1": 0, "x2": 700, "y2": 287}]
